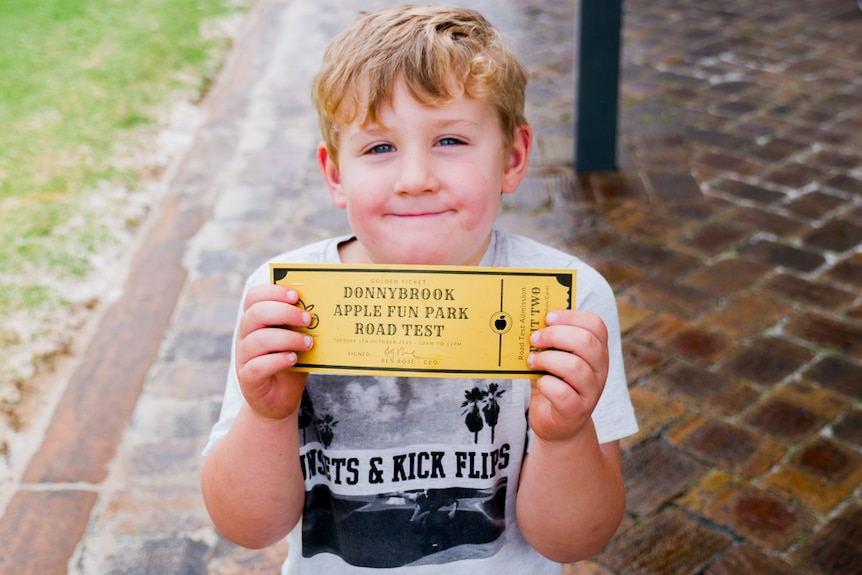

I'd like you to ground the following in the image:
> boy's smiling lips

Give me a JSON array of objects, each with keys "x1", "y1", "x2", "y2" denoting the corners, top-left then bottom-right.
[{"x1": 386, "y1": 208, "x2": 455, "y2": 218}]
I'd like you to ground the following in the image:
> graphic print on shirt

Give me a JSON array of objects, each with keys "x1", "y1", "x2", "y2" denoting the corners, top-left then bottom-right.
[{"x1": 297, "y1": 376, "x2": 524, "y2": 568}]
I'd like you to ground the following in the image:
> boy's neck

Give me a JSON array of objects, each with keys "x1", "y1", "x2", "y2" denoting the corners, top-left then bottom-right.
[{"x1": 336, "y1": 233, "x2": 495, "y2": 266}]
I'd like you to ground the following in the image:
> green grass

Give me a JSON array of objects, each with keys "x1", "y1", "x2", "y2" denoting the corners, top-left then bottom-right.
[{"x1": 0, "y1": 0, "x2": 247, "y2": 317}]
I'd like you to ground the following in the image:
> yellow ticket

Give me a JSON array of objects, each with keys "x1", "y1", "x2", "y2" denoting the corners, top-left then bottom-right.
[{"x1": 271, "y1": 264, "x2": 576, "y2": 378}]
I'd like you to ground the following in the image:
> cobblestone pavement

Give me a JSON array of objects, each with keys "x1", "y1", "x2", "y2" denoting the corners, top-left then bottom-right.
[{"x1": 1, "y1": 0, "x2": 861, "y2": 573}]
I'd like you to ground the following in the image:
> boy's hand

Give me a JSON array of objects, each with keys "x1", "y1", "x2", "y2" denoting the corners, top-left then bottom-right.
[
  {"x1": 527, "y1": 310, "x2": 609, "y2": 443},
  {"x1": 235, "y1": 284, "x2": 313, "y2": 420}
]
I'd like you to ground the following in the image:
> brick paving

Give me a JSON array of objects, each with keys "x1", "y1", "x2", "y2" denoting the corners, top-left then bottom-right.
[{"x1": 1, "y1": 0, "x2": 860, "y2": 573}]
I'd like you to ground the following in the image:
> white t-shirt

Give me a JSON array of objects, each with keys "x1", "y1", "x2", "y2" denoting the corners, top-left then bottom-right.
[{"x1": 204, "y1": 232, "x2": 638, "y2": 574}]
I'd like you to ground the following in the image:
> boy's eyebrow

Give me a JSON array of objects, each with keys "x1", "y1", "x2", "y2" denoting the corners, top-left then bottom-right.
[{"x1": 355, "y1": 117, "x2": 481, "y2": 136}]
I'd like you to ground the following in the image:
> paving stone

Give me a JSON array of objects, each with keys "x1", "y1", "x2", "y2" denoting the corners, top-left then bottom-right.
[
  {"x1": 164, "y1": 331, "x2": 233, "y2": 362},
  {"x1": 581, "y1": 172, "x2": 650, "y2": 204},
  {"x1": 832, "y1": 409, "x2": 862, "y2": 448},
  {"x1": 811, "y1": 148, "x2": 862, "y2": 171},
  {"x1": 718, "y1": 336, "x2": 814, "y2": 386},
  {"x1": 746, "y1": 138, "x2": 810, "y2": 163},
  {"x1": 723, "y1": 204, "x2": 806, "y2": 238},
  {"x1": 692, "y1": 150, "x2": 764, "y2": 181},
  {"x1": 598, "y1": 508, "x2": 733, "y2": 575},
  {"x1": 0, "y1": 490, "x2": 98, "y2": 575},
  {"x1": 101, "y1": 484, "x2": 211, "y2": 535},
  {"x1": 784, "y1": 312, "x2": 862, "y2": 358},
  {"x1": 704, "y1": 484, "x2": 816, "y2": 551},
  {"x1": 738, "y1": 239, "x2": 825, "y2": 273},
  {"x1": 128, "y1": 438, "x2": 206, "y2": 477},
  {"x1": 606, "y1": 206, "x2": 689, "y2": 244},
  {"x1": 699, "y1": 292, "x2": 791, "y2": 339},
  {"x1": 625, "y1": 279, "x2": 719, "y2": 320},
  {"x1": 791, "y1": 503, "x2": 862, "y2": 575},
  {"x1": 590, "y1": 258, "x2": 643, "y2": 290},
  {"x1": 173, "y1": 301, "x2": 239, "y2": 332},
  {"x1": 804, "y1": 355, "x2": 862, "y2": 400},
  {"x1": 622, "y1": 339, "x2": 668, "y2": 384},
  {"x1": 561, "y1": 561, "x2": 615, "y2": 575},
  {"x1": 825, "y1": 252, "x2": 862, "y2": 288},
  {"x1": 783, "y1": 124, "x2": 849, "y2": 147},
  {"x1": 743, "y1": 382, "x2": 846, "y2": 444},
  {"x1": 706, "y1": 542, "x2": 807, "y2": 575},
  {"x1": 630, "y1": 313, "x2": 687, "y2": 347},
  {"x1": 622, "y1": 439, "x2": 706, "y2": 516},
  {"x1": 667, "y1": 417, "x2": 785, "y2": 477},
  {"x1": 197, "y1": 249, "x2": 275, "y2": 277},
  {"x1": 145, "y1": 361, "x2": 232, "y2": 399},
  {"x1": 632, "y1": 318, "x2": 736, "y2": 366},
  {"x1": 823, "y1": 173, "x2": 862, "y2": 195},
  {"x1": 206, "y1": 540, "x2": 289, "y2": 575},
  {"x1": 763, "y1": 438, "x2": 862, "y2": 514},
  {"x1": 131, "y1": 395, "x2": 221, "y2": 441},
  {"x1": 648, "y1": 360, "x2": 759, "y2": 416},
  {"x1": 684, "y1": 126, "x2": 751, "y2": 150},
  {"x1": 678, "y1": 468, "x2": 743, "y2": 517},
  {"x1": 646, "y1": 171, "x2": 704, "y2": 202},
  {"x1": 762, "y1": 273, "x2": 857, "y2": 310},
  {"x1": 803, "y1": 218, "x2": 862, "y2": 253},
  {"x1": 104, "y1": 535, "x2": 209, "y2": 575},
  {"x1": 621, "y1": 386, "x2": 687, "y2": 451},
  {"x1": 783, "y1": 190, "x2": 847, "y2": 220},
  {"x1": 710, "y1": 178, "x2": 787, "y2": 205},
  {"x1": 616, "y1": 299, "x2": 653, "y2": 334},
  {"x1": 183, "y1": 275, "x2": 246, "y2": 303},
  {"x1": 677, "y1": 220, "x2": 751, "y2": 257},
  {"x1": 681, "y1": 257, "x2": 771, "y2": 296},
  {"x1": 666, "y1": 197, "x2": 732, "y2": 222}
]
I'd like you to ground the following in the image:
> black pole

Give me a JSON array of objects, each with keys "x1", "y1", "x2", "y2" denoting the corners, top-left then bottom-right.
[{"x1": 575, "y1": 0, "x2": 622, "y2": 172}]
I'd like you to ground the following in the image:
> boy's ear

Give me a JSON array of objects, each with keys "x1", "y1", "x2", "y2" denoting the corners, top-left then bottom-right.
[
  {"x1": 501, "y1": 124, "x2": 533, "y2": 195},
  {"x1": 318, "y1": 142, "x2": 346, "y2": 208}
]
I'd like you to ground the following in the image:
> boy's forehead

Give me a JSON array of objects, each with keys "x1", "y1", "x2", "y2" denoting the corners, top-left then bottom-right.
[
  {"x1": 345, "y1": 74, "x2": 467, "y2": 118},
  {"x1": 350, "y1": 100, "x2": 490, "y2": 138}
]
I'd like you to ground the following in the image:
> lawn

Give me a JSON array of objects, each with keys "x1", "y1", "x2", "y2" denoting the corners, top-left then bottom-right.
[{"x1": 0, "y1": 0, "x2": 247, "y2": 386}]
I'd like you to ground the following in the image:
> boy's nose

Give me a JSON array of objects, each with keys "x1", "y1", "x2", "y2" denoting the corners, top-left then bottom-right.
[{"x1": 394, "y1": 150, "x2": 439, "y2": 195}]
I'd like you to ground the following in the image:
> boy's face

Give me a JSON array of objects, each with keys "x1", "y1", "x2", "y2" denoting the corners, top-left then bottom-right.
[{"x1": 318, "y1": 81, "x2": 531, "y2": 266}]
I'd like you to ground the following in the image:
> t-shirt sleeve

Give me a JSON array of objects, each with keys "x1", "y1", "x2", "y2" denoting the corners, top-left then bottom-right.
[{"x1": 577, "y1": 264, "x2": 638, "y2": 443}]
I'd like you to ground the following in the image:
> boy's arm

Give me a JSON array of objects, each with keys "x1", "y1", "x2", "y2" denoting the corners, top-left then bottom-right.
[
  {"x1": 201, "y1": 406, "x2": 306, "y2": 548},
  {"x1": 515, "y1": 310, "x2": 626, "y2": 562},
  {"x1": 517, "y1": 430, "x2": 625, "y2": 562},
  {"x1": 201, "y1": 284, "x2": 313, "y2": 548}
]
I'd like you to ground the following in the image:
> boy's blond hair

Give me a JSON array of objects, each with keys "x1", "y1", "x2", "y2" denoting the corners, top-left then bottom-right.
[{"x1": 312, "y1": 4, "x2": 528, "y2": 165}]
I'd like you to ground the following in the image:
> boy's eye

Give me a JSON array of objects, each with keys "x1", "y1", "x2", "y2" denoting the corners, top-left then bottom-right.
[
  {"x1": 367, "y1": 143, "x2": 394, "y2": 154},
  {"x1": 437, "y1": 137, "x2": 465, "y2": 147}
]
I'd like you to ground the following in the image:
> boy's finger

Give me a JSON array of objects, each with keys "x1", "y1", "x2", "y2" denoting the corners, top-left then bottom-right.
[
  {"x1": 238, "y1": 327, "x2": 313, "y2": 361},
  {"x1": 238, "y1": 351, "x2": 300, "y2": 388},
  {"x1": 239, "y1": 299, "x2": 312, "y2": 338},
  {"x1": 530, "y1": 324, "x2": 608, "y2": 373},
  {"x1": 529, "y1": 348, "x2": 599, "y2": 396},
  {"x1": 243, "y1": 284, "x2": 300, "y2": 311},
  {"x1": 534, "y1": 373, "x2": 586, "y2": 414},
  {"x1": 545, "y1": 309, "x2": 608, "y2": 340}
]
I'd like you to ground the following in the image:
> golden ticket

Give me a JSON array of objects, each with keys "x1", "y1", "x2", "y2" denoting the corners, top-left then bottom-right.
[{"x1": 271, "y1": 264, "x2": 576, "y2": 378}]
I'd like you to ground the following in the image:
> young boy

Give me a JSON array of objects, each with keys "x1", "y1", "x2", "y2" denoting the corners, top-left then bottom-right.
[{"x1": 201, "y1": 5, "x2": 637, "y2": 573}]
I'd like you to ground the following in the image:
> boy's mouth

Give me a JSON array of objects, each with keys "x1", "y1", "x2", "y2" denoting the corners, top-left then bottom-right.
[{"x1": 388, "y1": 209, "x2": 454, "y2": 218}]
